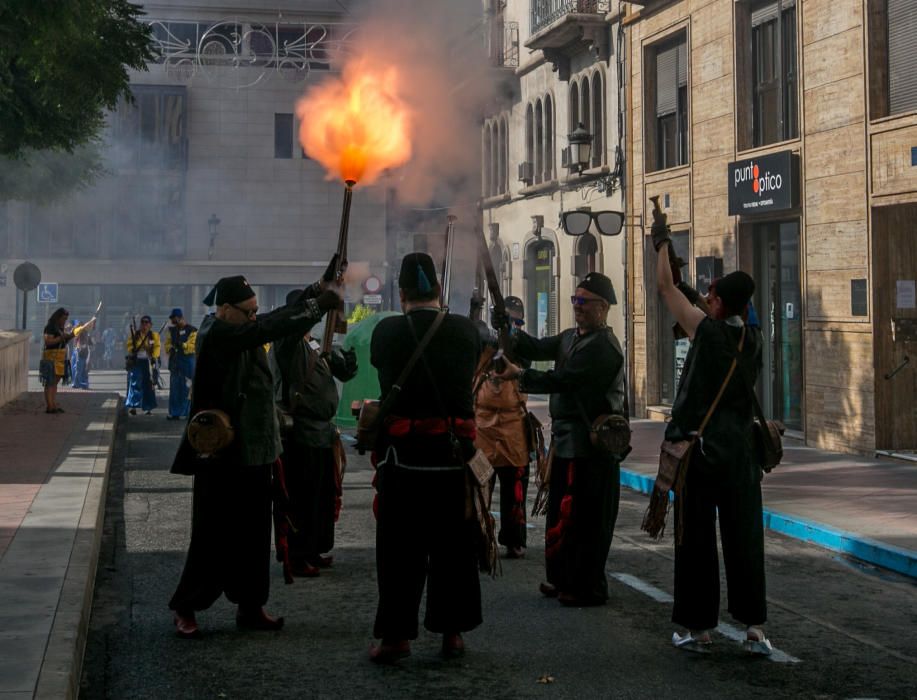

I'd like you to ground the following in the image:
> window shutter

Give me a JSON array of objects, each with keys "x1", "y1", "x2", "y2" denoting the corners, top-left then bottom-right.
[
  {"x1": 889, "y1": 0, "x2": 917, "y2": 115},
  {"x1": 751, "y1": 0, "x2": 795, "y2": 28},
  {"x1": 656, "y1": 44, "x2": 678, "y2": 116},
  {"x1": 677, "y1": 40, "x2": 687, "y2": 88}
]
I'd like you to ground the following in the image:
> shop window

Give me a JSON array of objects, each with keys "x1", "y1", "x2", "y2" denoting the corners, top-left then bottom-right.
[
  {"x1": 868, "y1": 0, "x2": 917, "y2": 119},
  {"x1": 646, "y1": 34, "x2": 688, "y2": 172},
  {"x1": 736, "y1": 1, "x2": 799, "y2": 148},
  {"x1": 274, "y1": 113, "x2": 294, "y2": 158}
]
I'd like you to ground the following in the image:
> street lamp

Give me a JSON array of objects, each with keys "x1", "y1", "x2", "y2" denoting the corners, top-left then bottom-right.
[
  {"x1": 566, "y1": 123, "x2": 593, "y2": 174},
  {"x1": 207, "y1": 213, "x2": 221, "y2": 260}
]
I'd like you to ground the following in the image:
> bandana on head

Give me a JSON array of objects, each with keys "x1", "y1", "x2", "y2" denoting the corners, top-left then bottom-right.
[{"x1": 202, "y1": 275, "x2": 256, "y2": 306}]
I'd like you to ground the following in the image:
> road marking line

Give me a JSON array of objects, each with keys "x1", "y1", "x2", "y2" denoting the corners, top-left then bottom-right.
[{"x1": 609, "y1": 571, "x2": 801, "y2": 664}]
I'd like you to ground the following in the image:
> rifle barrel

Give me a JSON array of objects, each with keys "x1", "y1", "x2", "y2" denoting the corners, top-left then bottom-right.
[{"x1": 321, "y1": 181, "x2": 355, "y2": 354}]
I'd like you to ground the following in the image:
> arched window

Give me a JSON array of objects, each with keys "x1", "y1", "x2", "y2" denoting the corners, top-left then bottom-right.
[
  {"x1": 544, "y1": 94, "x2": 554, "y2": 181},
  {"x1": 501, "y1": 245, "x2": 512, "y2": 298},
  {"x1": 490, "y1": 122, "x2": 499, "y2": 196},
  {"x1": 524, "y1": 104, "x2": 534, "y2": 183},
  {"x1": 483, "y1": 124, "x2": 492, "y2": 197},
  {"x1": 499, "y1": 117, "x2": 508, "y2": 194},
  {"x1": 574, "y1": 232, "x2": 598, "y2": 276},
  {"x1": 569, "y1": 81, "x2": 580, "y2": 130},
  {"x1": 524, "y1": 237, "x2": 557, "y2": 338},
  {"x1": 592, "y1": 72, "x2": 604, "y2": 167},
  {"x1": 581, "y1": 75, "x2": 591, "y2": 141},
  {"x1": 535, "y1": 99, "x2": 544, "y2": 185}
]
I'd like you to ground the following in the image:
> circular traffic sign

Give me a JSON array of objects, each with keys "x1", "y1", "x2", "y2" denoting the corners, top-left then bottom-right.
[
  {"x1": 363, "y1": 275, "x2": 382, "y2": 293},
  {"x1": 13, "y1": 262, "x2": 41, "y2": 291}
]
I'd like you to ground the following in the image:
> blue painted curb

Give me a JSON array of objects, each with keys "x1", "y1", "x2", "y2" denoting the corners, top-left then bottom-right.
[{"x1": 620, "y1": 467, "x2": 917, "y2": 580}]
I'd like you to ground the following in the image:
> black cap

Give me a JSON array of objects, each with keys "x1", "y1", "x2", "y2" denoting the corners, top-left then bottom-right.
[
  {"x1": 140, "y1": 315, "x2": 152, "y2": 324},
  {"x1": 286, "y1": 289, "x2": 304, "y2": 306},
  {"x1": 712, "y1": 271, "x2": 755, "y2": 314},
  {"x1": 505, "y1": 296, "x2": 524, "y2": 317},
  {"x1": 577, "y1": 272, "x2": 617, "y2": 305},
  {"x1": 202, "y1": 275, "x2": 256, "y2": 306},
  {"x1": 398, "y1": 253, "x2": 438, "y2": 293}
]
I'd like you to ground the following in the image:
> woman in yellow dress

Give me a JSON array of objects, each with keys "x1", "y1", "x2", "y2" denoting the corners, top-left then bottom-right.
[{"x1": 40, "y1": 307, "x2": 95, "y2": 414}]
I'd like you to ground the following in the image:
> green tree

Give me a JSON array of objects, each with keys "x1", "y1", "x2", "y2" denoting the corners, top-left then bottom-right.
[{"x1": 0, "y1": 0, "x2": 153, "y2": 157}]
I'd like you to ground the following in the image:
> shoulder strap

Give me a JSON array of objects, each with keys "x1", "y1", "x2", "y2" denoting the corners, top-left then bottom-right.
[
  {"x1": 695, "y1": 325, "x2": 746, "y2": 438},
  {"x1": 375, "y1": 310, "x2": 447, "y2": 422}
]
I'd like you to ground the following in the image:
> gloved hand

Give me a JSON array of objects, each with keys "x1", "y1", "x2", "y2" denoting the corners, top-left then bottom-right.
[
  {"x1": 651, "y1": 220, "x2": 671, "y2": 252},
  {"x1": 316, "y1": 287, "x2": 342, "y2": 312},
  {"x1": 490, "y1": 308, "x2": 509, "y2": 331},
  {"x1": 322, "y1": 254, "x2": 347, "y2": 284}
]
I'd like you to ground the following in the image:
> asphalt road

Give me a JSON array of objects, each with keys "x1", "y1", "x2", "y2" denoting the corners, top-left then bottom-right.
[{"x1": 79, "y1": 378, "x2": 917, "y2": 699}]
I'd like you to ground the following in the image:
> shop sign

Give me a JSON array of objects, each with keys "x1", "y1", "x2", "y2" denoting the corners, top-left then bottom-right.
[{"x1": 728, "y1": 150, "x2": 797, "y2": 215}]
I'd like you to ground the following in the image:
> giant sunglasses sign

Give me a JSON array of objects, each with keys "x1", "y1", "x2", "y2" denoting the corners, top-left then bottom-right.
[{"x1": 727, "y1": 150, "x2": 798, "y2": 216}]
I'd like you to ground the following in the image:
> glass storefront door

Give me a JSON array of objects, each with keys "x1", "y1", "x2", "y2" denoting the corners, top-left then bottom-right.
[{"x1": 750, "y1": 220, "x2": 803, "y2": 431}]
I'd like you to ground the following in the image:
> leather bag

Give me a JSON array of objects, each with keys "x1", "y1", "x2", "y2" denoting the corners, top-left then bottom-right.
[
  {"x1": 589, "y1": 414, "x2": 633, "y2": 458},
  {"x1": 353, "y1": 310, "x2": 447, "y2": 455},
  {"x1": 187, "y1": 409, "x2": 235, "y2": 457}
]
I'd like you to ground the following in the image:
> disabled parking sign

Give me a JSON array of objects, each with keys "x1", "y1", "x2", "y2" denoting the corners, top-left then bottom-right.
[{"x1": 37, "y1": 282, "x2": 58, "y2": 303}]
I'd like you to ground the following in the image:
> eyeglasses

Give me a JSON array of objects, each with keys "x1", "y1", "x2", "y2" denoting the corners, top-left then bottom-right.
[
  {"x1": 231, "y1": 303, "x2": 258, "y2": 319},
  {"x1": 561, "y1": 210, "x2": 624, "y2": 237},
  {"x1": 570, "y1": 295, "x2": 603, "y2": 306}
]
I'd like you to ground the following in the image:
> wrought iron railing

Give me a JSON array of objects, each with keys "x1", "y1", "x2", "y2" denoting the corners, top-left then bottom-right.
[
  {"x1": 489, "y1": 20, "x2": 520, "y2": 68},
  {"x1": 530, "y1": 0, "x2": 611, "y2": 36},
  {"x1": 146, "y1": 19, "x2": 359, "y2": 88}
]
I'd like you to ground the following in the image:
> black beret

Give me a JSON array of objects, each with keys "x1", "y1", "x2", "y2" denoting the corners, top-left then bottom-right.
[
  {"x1": 577, "y1": 272, "x2": 617, "y2": 305},
  {"x1": 505, "y1": 296, "x2": 524, "y2": 317},
  {"x1": 202, "y1": 275, "x2": 256, "y2": 306},
  {"x1": 712, "y1": 271, "x2": 755, "y2": 314},
  {"x1": 398, "y1": 252, "x2": 439, "y2": 292}
]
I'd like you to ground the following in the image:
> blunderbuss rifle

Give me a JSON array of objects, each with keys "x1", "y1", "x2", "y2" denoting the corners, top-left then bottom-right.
[
  {"x1": 476, "y1": 225, "x2": 512, "y2": 371},
  {"x1": 321, "y1": 179, "x2": 355, "y2": 356}
]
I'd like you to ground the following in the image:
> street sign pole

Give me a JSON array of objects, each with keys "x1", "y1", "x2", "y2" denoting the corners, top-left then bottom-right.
[{"x1": 22, "y1": 289, "x2": 27, "y2": 331}]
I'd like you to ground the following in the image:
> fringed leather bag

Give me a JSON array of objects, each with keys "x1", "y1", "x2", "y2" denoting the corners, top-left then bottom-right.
[
  {"x1": 465, "y1": 448, "x2": 499, "y2": 576},
  {"x1": 641, "y1": 326, "x2": 746, "y2": 542}
]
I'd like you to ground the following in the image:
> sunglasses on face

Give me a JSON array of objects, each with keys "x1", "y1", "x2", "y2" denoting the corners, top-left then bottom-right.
[
  {"x1": 231, "y1": 303, "x2": 258, "y2": 319},
  {"x1": 571, "y1": 295, "x2": 603, "y2": 306}
]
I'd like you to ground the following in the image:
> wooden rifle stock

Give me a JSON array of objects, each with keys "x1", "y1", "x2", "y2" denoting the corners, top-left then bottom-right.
[{"x1": 321, "y1": 180, "x2": 355, "y2": 355}]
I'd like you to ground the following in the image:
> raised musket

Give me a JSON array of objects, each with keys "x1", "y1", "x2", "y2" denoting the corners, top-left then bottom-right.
[
  {"x1": 440, "y1": 214, "x2": 457, "y2": 308},
  {"x1": 476, "y1": 225, "x2": 512, "y2": 361},
  {"x1": 321, "y1": 179, "x2": 355, "y2": 355}
]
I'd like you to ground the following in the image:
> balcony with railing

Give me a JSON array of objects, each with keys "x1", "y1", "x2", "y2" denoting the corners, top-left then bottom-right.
[{"x1": 525, "y1": 1, "x2": 611, "y2": 80}]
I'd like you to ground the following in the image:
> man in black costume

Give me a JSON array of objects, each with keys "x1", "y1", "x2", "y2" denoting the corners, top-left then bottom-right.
[
  {"x1": 169, "y1": 270, "x2": 340, "y2": 638},
  {"x1": 368, "y1": 252, "x2": 482, "y2": 662},
  {"x1": 272, "y1": 289, "x2": 358, "y2": 578},
  {"x1": 496, "y1": 272, "x2": 627, "y2": 607}
]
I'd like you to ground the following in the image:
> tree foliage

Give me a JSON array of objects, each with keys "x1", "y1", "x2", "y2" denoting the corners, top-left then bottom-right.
[{"x1": 0, "y1": 0, "x2": 153, "y2": 157}]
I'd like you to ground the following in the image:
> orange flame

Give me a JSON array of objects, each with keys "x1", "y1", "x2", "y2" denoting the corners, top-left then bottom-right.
[{"x1": 296, "y1": 58, "x2": 413, "y2": 185}]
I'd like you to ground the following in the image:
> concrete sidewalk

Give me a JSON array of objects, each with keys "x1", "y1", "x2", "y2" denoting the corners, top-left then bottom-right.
[
  {"x1": 621, "y1": 419, "x2": 917, "y2": 579},
  {"x1": 0, "y1": 391, "x2": 120, "y2": 699}
]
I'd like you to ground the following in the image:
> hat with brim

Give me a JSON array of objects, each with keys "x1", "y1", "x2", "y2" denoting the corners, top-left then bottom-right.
[{"x1": 203, "y1": 275, "x2": 256, "y2": 306}]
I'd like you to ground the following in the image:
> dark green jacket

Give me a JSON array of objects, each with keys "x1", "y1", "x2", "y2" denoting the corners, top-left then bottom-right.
[{"x1": 171, "y1": 298, "x2": 324, "y2": 475}]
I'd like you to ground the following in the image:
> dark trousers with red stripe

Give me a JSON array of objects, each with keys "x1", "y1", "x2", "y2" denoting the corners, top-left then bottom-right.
[{"x1": 544, "y1": 454, "x2": 620, "y2": 603}]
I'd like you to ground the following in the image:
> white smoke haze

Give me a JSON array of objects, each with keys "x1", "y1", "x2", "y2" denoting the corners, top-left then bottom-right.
[{"x1": 320, "y1": 0, "x2": 494, "y2": 208}]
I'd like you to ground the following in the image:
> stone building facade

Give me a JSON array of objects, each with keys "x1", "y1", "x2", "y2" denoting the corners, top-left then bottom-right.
[
  {"x1": 480, "y1": 1, "x2": 628, "y2": 343},
  {"x1": 624, "y1": 0, "x2": 917, "y2": 454},
  {"x1": 0, "y1": 0, "x2": 390, "y2": 343}
]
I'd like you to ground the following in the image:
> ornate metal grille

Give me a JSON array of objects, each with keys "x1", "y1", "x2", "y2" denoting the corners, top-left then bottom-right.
[
  {"x1": 147, "y1": 19, "x2": 359, "y2": 88},
  {"x1": 530, "y1": 0, "x2": 611, "y2": 36}
]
